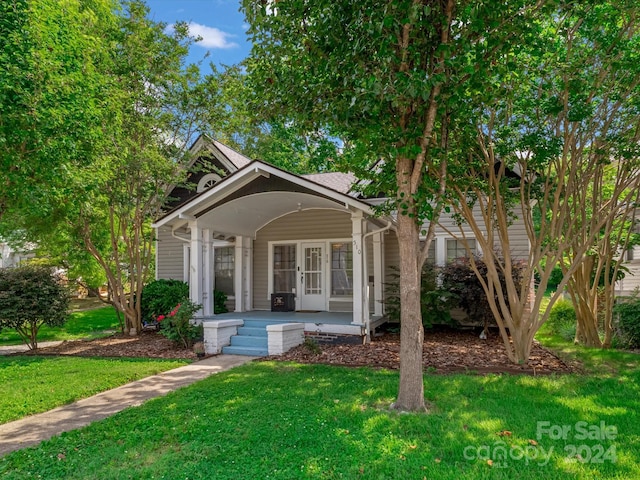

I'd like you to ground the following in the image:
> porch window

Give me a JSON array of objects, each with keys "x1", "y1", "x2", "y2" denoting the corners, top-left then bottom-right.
[
  {"x1": 273, "y1": 244, "x2": 296, "y2": 293},
  {"x1": 214, "y1": 246, "x2": 234, "y2": 296},
  {"x1": 331, "y1": 242, "x2": 353, "y2": 296},
  {"x1": 446, "y1": 239, "x2": 476, "y2": 262}
]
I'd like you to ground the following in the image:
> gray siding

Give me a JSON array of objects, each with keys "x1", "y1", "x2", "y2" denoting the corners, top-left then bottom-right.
[{"x1": 156, "y1": 227, "x2": 185, "y2": 280}]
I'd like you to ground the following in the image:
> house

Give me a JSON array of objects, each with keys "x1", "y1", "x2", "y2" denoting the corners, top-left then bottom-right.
[
  {"x1": 152, "y1": 136, "x2": 530, "y2": 355},
  {"x1": 0, "y1": 241, "x2": 35, "y2": 268}
]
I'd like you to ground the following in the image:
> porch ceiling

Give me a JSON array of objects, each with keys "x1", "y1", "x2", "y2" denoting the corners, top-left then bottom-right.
[{"x1": 193, "y1": 191, "x2": 350, "y2": 237}]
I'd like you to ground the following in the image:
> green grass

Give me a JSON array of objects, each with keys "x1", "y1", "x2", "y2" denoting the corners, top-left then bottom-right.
[
  {"x1": 0, "y1": 306, "x2": 122, "y2": 345},
  {"x1": 536, "y1": 323, "x2": 640, "y2": 376},
  {"x1": 0, "y1": 356, "x2": 188, "y2": 424},
  {"x1": 1, "y1": 360, "x2": 639, "y2": 479}
]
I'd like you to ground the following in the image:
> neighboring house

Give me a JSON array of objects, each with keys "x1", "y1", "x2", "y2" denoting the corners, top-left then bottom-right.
[
  {"x1": 0, "y1": 241, "x2": 35, "y2": 268},
  {"x1": 152, "y1": 136, "x2": 529, "y2": 353},
  {"x1": 616, "y1": 244, "x2": 640, "y2": 296}
]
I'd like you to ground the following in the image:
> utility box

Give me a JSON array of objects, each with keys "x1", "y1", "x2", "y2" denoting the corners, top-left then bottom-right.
[{"x1": 271, "y1": 293, "x2": 295, "y2": 312}]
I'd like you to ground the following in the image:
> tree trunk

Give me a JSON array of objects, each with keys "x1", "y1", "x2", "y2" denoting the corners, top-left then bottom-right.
[{"x1": 393, "y1": 157, "x2": 426, "y2": 412}]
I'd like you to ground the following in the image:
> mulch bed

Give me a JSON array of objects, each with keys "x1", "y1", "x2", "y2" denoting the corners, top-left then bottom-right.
[
  {"x1": 266, "y1": 328, "x2": 575, "y2": 375},
  {"x1": 20, "y1": 331, "x2": 198, "y2": 360},
  {"x1": 21, "y1": 327, "x2": 574, "y2": 374}
]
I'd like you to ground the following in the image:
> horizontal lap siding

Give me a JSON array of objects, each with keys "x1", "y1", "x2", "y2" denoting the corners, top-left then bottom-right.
[
  {"x1": 253, "y1": 209, "x2": 353, "y2": 310},
  {"x1": 156, "y1": 228, "x2": 185, "y2": 280}
]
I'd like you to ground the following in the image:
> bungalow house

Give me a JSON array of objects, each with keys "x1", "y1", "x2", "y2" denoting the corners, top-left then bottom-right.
[{"x1": 152, "y1": 136, "x2": 530, "y2": 355}]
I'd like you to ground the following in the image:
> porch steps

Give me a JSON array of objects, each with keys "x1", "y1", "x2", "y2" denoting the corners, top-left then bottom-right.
[{"x1": 221, "y1": 319, "x2": 283, "y2": 357}]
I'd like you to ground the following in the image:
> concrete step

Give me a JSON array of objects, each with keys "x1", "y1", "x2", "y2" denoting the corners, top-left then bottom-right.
[
  {"x1": 229, "y1": 335, "x2": 268, "y2": 348},
  {"x1": 222, "y1": 345, "x2": 268, "y2": 356},
  {"x1": 243, "y1": 319, "x2": 288, "y2": 329},
  {"x1": 236, "y1": 326, "x2": 268, "y2": 337}
]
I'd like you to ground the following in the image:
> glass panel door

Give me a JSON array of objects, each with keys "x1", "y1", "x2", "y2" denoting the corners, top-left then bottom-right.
[{"x1": 301, "y1": 242, "x2": 325, "y2": 310}]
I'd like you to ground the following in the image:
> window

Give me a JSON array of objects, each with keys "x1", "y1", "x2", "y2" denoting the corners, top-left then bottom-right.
[
  {"x1": 331, "y1": 242, "x2": 353, "y2": 296},
  {"x1": 627, "y1": 247, "x2": 635, "y2": 261},
  {"x1": 197, "y1": 173, "x2": 222, "y2": 193},
  {"x1": 446, "y1": 239, "x2": 476, "y2": 262},
  {"x1": 273, "y1": 244, "x2": 296, "y2": 293},
  {"x1": 214, "y1": 246, "x2": 234, "y2": 296}
]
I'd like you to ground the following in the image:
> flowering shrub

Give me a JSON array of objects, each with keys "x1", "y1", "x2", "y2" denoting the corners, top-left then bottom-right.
[{"x1": 156, "y1": 300, "x2": 202, "y2": 348}]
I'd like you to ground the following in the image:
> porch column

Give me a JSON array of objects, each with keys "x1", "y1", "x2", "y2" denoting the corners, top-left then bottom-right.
[
  {"x1": 202, "y1": 229, "x2": 214, "y2": 316},
  {"x1": 234, "y1": 236, "x2": 253, "y2": 312},
  {"x1": 373, "y1": 232, "x2": 384, "y2": 316},
  {"x1": 189, "y1": 221, "x2": 203, "y2": 313},
  {"x1": 351, "y1": 211, "x2": 365, "y2": 325}
]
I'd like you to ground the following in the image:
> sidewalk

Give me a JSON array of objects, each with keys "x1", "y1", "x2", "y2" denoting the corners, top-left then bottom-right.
[
  {"x1": 0, "y1": 354, "x2": 255, "y2": 457},
  {"x1": 0, "y1": 341, "x2": 64, "y2": 355}
]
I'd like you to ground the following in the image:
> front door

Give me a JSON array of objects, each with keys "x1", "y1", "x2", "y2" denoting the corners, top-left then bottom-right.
[{"x1": 300, "y1": 242, "x2": 325, "y2": 310}]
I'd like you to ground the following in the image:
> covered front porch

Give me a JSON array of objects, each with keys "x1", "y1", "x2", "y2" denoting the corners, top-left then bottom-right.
[{"x1": 153, "y1": 161, "x2": 396, "y2": 334}]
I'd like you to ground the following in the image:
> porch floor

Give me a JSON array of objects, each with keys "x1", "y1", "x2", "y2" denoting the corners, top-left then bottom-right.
[{"x1": 204, "y1": 310, "x2": 387, "y2": 337}]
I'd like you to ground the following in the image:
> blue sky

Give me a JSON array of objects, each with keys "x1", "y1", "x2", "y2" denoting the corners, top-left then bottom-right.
[{"x1": 147, "y1": 0, "x2": 251, "y2": 69}]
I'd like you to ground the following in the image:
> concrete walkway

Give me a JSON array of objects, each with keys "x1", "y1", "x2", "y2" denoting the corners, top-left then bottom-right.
[
  {"x1": 0, "y1": 354, "x2": 255, "y2": 457},
  {"x1": 0, "y1": 341, "x2": 64, "y2": 355}
]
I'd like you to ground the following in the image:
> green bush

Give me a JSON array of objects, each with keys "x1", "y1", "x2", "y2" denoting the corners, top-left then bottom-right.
[
  {"x1": 214, "y1": 289, "x2": 228, "y2": 314},
  {"x1": 613, "y1": 294, "x2": 640, "y2": 349},
  {"x1": 384, "y1": 262, "x2": 453, "y2": 328},
  {"x1": 140, "y1": 279, "x2": 189, "y2": 324},
  {"x1": 440, "y1": 254, "x2": 526, "y2": 328},
  {"x1": 0, "y1": 265, "x2": 70, "y2": 349},
  {"x1": 157, "y1": 300, "x2": 203, "y2": 349},
  {"x1": 548, "y1": 299, "x2": 576, "y2": 331}
]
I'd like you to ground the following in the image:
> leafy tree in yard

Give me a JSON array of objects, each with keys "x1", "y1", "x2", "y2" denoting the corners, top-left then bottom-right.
[
  {"x1": 0, "y1": 0, "x2": 115, "y2": 221},
  {"x1": 1, "y1": 1, "x2": 217, "y2": 335},
  {"x1": 0, "y1": 265, "x2": 70, "y2": 349},
  {"x1": 444, "y1": 1, "x2": 640, "y2": 359},
  {"x1": 242, "y1": 0, "x2": 546, "y2": 411}
]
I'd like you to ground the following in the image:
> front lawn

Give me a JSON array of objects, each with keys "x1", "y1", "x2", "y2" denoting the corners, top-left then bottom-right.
[
  {"x1": 1, "y1": 359, "x2": 638, "y2": 479},
  {"x1": 0, "y1": 306, "x2": 121, "y2": 346},
  {"x1": 0, "y1": 356, "x2": 188, "y2": 424}
]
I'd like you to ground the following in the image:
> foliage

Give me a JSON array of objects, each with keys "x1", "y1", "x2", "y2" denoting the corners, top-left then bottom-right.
[
  {"x1": 0, "y1": 265, "x2": 70, "y2": 349},
  {"x1": 157, "y1": 300, "x2": 202, "y2": 349},
  {"x1": 440, "y1": 254, "x2": 527, "y2": 330},
  {"x1": 1, "y1": 361, "x2": 639, "y2": 478},
  {"x1": 242, "y1": 0, "x2": 551, "y2": 411},
  {"x1": 0, "y1": 306, "x2": 121, "y2": 346},
  {"x1": 0, "y1": 0, "x2": 116, "y2": 219},
  {"x1": 214, "y1": 289, "x2": 229, "y2": 314},
  {"x1": 140, "y1": 279, "x2": 189, "y2": 325},
  {"x1": 0, "y1": 356, "x2": 187, "y2": 424},
  {"x1": 385, "y1": 263, "x2": 453, "y2": 328},
  {"x1": 613, "y1": 293, "x2": 640, "y2": 349},
  {"x1": 0, "y1": 0, "x2": 217, "y2": 335},
  {"x1": 547, "y1": 299, "x2": 578, "y2": 342}
]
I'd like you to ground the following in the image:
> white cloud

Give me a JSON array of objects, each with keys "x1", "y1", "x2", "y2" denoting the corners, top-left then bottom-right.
[{"x1": 187, "y1": 22, "x2": 238, "y2": 49}]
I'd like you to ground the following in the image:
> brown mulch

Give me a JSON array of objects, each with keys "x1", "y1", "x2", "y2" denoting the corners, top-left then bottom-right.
[
  {"x1": 21, "y1": 327, "x2": 573, "y2": 375},
  {"x1": 267, "y1": 328, "x2": 575, "y2": 375},
  {"x1": 21, "y1": 331, "x2": 198, "y2": 360}
]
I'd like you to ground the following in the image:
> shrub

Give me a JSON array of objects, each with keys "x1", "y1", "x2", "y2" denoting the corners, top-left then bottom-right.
[
  {"x1": 384, "y1": 262, "x2": 453, "y2": 328},
  {"x1": 613, "y1": 294, "x2": 640, "y2": 349},
  {"x1": 214, "y1": 289, "x2": 228, "y2": 314},
  {"x1": 547, "y1": 298, "x2": 577, "y2": 339},
  {"x1": 440, "y1": 254, "x2": 526, "y2": 329},
  {"x1": 157, "y1": 300, "x2": 203, "y2": 349},
  {"x1": 0, "y1": 265, "x2": 70, "y2": 349},
  {"x1": 141, "y1": 279, "x2": 189, "y2": 324}
]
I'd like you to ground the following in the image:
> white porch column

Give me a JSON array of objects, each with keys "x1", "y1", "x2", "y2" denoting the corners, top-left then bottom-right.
[
  {"x1": 234, "y1": 236, "x2": 250, "y2": 312},
  {"x1": 243, "y1": 237, "x2": 253, "y2": 311},
  {"x1": 373, "y1": 232, "x2": 384, "y2": 316},
  {"x1": 189, "y1": 221, "x2": 203, "y2": 313},
  {"x1": 351, "y1": 211, "x2": 365, "y2": 325},
  {"x1": 202, "y1": 229, "x2": 214, "y2": 316}
]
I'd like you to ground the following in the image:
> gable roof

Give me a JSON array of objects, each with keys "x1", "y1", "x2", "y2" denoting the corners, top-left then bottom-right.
[
  {"x1": 153, "y1": 160, "x2": 383, "y2": 231},
  {"x1": 301, "y1": 172, "x2": 356, "y2": 195}
]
